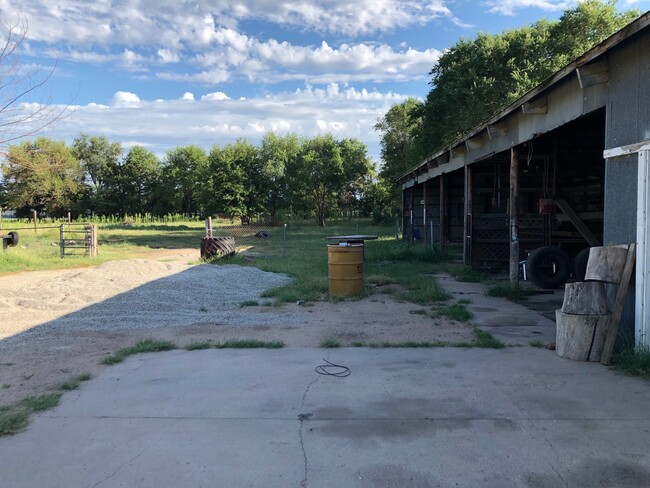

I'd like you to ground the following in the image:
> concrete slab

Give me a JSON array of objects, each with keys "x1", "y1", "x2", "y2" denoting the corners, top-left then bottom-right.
[
  {"x1": 435, "y1": 274, "x2": 558, "y2": 345},
  {"x1": 1, "y1": 348, "x2": 649, "y2": 487}
]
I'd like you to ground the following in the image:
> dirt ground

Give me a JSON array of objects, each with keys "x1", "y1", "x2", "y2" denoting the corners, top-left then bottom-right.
[{"x1": 0, "y1": 249, "x2": 473, "y2": 406}]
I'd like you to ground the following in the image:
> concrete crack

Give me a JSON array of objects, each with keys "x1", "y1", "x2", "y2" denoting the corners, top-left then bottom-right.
[
  {"x1": 92, "y1": 446, "x2": 149, "y2": 487},
  {"x1": 299, "y1": 378, "x2": 318, "y2": 488}
]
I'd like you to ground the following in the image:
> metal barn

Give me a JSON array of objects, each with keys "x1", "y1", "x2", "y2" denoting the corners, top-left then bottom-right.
[{"x1": 398, "y1": 12, "x2": 650, "y2": 348}]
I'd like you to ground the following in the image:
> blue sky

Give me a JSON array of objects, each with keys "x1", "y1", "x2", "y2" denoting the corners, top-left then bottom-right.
[{"x1": 2, "y1": 0, "x2": 648, "y2": 163}]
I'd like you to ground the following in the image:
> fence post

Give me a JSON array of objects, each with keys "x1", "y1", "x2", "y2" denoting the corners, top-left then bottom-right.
[
  {"x1": 283, "y1": 223, "x2": 287, "y2": 257},
  {"x1": 430, "y1": 220, "x2": 434, "y2": 250},
  {"x1": 33, "y1": 210, "x2": 38, "y2": 232},
  {"x1": 60, "y1": 224, "x2": 65, "y2": 258}
]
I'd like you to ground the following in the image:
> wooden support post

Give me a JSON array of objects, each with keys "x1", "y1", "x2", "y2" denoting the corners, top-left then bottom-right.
[
  {"x1": 509, "y1": 148, "x2": 520, "y2": 287},
  {"x1": 205, "y1": 217, "x2": 213, "y2": 238},
  {"x1": 439, "y1": 175, "x2": 446, "y2": 250},
  {"x1": 464, "y1": 165, "x2": 473, "y2": 265},
  {"x1": 422, "y1": 182, "x2": 428, "y2": 245},
  {"x1": 33, "y1": 210, "x2": 38, "y2": 232}
]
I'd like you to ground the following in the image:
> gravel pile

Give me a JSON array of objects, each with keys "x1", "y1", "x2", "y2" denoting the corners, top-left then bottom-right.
[{"x1": 0, "y1": 260, "x2": 304, "y2": 346}]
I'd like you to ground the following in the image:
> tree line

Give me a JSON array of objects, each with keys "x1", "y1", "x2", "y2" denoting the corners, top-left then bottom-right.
[
  {"x1": 374, "y1": 0, "x2": 639, "y2": 207},
  {"x1": 0, "y1": 133, "x2": 382, "y2": 226}
]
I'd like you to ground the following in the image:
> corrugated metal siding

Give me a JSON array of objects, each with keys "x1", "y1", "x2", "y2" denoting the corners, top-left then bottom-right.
[{"x1": 604, "y1": 28, "x2": 650, "y2": 347}]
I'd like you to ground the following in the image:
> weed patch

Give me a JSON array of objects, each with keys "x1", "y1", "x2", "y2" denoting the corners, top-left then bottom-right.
[
  {"x1": 529, "y1": 340, "x2": 544, "y2": 348},
  {"x1": 184, "y1": 340, "x2": 213, "y2": 351},
  {"x1": 214, "y1": 339, "x2": 284, "y2": 349},
  {"x1": 320, "y1": 338, "x2": 341, "y2": 348},
  {"x1": 101, "y1": 338, "x2": 177, "y2": 365},
  {"x1": 485, "y1": 283, "x2": 535, "y2": 301},
  {"x1": 22, "y1": 393, "x2": 62, "y2": 412},
  {"x1": 0, "y1": 408, "x2": 29, "y2": 436},
  {"x1": 611, "y1": 347, "x2": 650, "y2": 379},
  {"x1": 54, "y1": 373, "x2": 93, "y2": 391},
  {"x1": 453, "y1": 328, "x2": 505, "y2": 349},
  {"x1": 239, "y1": 300, "x2": 259, "y2": 308},
  {"x1": 433, "y1": 302, "x2": 473, "y2": 322}
]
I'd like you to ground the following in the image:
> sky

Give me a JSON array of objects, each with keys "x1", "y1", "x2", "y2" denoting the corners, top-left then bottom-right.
[{"x1": 1, "y1": 0, "x2": 648, "y2": 164}]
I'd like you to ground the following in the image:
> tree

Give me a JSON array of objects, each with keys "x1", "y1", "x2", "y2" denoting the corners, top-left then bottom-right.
[
  {"x1": 374, "y1": 98, "x2": 423, "y2": 183},
  {"x1": 71, "y1": 134, "x2": 122, "y2": 214},
  {"x1": 258, "y1": 132, "x2": 300, "y2": 224},
  {"x1": 287, "y1": 134, "x2": 372, "y2": 227},
  {"x1": 160, "y1": 145, "x2": 209, "y2": 216},
  {"x1": 0, "y1": 19, "x2": 69, "y2": 150},
  {"x1": 204, "y1": 141, "x2": 248, "y2": 220},
  {"x1": 118, "y1": 146, "x2": 160, "y2": 215},
  {"x1": 411, "y1": 0, "x2": 639, "y2": 162},
  {"x1": 337, "y1": 138, "x2": 374, "y2": 216},
  {"x1": 1, "y1": 137, "x2": 85, "y2": 215}
]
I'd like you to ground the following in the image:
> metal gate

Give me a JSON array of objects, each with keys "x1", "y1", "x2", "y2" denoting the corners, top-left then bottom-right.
[{"x1": 59, "y1": 223, "x2": 98, "y2": 257}]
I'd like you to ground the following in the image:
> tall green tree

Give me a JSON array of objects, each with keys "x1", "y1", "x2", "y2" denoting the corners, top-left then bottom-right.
[
  {"x1": 337, "y1": 138, "x2": 375, "y2": 216},
  {"x1": 71, "y1": 134, "x2": 122, "y2": 213},
  {"x1": 204, "y1": 140, "x2": 250, "y2": 220},
  {"x1": 118, "y1": 146, "x2": 160, "y2": 215},
  {"x1": 258, "y1": 132, "x2": 300, "y2": 224},
  {"x1": 374, "y1": 98, "x2": 423, "y2": 184},
  {"x1": 160, "y1": 145, "x2": 209, "y2": 216},
  {"x1": 1, "y1": 138, "x2": 85, "y2": 215},
  {"x1": 410, "y1": 0, "x2": 639, "y2": 162}
]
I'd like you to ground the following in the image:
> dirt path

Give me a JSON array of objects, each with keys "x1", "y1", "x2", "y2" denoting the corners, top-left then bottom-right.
[{"x1": 0, "y1": 251, "x2": 472, "y2": 405}]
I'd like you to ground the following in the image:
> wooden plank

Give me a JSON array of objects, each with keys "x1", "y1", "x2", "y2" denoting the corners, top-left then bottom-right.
[
  {"x1": 554, "y1": 198, "x2": 601, "y2": 247},
  {"x1": 601, "y1": 243, "x2": 637, "y2": 365},
  {"x1": 439, "y1": 175, "x2": 446, "y2": 249},
  {"x1": 509, "y1": 148, "x2": 519, "y2": 286}
]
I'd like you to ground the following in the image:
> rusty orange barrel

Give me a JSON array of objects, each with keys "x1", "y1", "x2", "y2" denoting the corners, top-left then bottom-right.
[{"x1": 328, "y1": 243, "x2": 364, "y2": 296}]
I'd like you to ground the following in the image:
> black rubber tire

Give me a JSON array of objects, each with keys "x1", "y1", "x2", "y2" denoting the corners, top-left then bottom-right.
[
  {"x1": 573, "y1": 247, "x2": 590, "y2": 281},
  {"x1": 526, "y1": 246, "x2": 571, "y2": 289},
  {"x1": 8, "y1": 231, "x2": 19, "y2": 247}
]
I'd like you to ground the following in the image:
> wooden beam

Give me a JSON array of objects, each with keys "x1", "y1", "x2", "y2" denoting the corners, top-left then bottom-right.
[
  {"x1": 439, "y1": 175, "x2": 446, "y2": 250},
  {"x1": 487, "y1": 123, "x2": 507, "y2": 139},
  {"x1": 422, "y1": 182, "x2": 428, "y2": 245},
  {"x1": 521, "y1": 96, "x2": 547, "y2": 114},
  {"x1": 576, "y1": 58, "x2": 609, "y2": 88},
  {"x1": 601, "y1": 243, "x2": 637, "y2": 365},
  {"x1": 554, "y1": 199, "x2": 602, "y2": 247},
  {"x1": 464, "y1": 165, "x2": 473, "y2": 265},
  {"x1": 509, "y1": 148, "x2": 520, "y2": 286},
  {"x1": 465, "y1": 136, "x2": 482, "y2": 152}
]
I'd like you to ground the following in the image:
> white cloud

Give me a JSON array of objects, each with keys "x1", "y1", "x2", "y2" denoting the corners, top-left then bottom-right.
[
  {"x1": 201, "y1": 92, "x2": 230, "y2": 101},
  {"x1": 483, "y1": 0, "x2": 574, "y2": 16},
  {"x1": 30, "y1": 83, "x2": 411, "y2": 161},
  {"x1": 3, "y1": 1, "x2": 459, "y2": 44},
  {"x1": 181, "y1": 92, "x2": 195, "y2": 100},
  {"x1": 111, "y1": 91, "x2": 141, "y2": 108},
  {"x1": 157, "y1": 48, "x2": 180, "y2": 63}
]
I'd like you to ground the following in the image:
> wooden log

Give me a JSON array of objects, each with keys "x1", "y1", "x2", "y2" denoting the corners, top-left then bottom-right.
[
  {"x1": 600, "y1": 243, "x2": 637, "y2": 365},
  {"x1": 556, "y1": 310, "x2": 611, "y2": 361},
  {"x1": 561, "y1": 281, "x2": 610, "y2": 315},
  {"x1": 509, "y1": 147, "x2": 519, "y2": 286},
  {"x1": 585, "y1": 245, "x2": 629, "y2": 284}
]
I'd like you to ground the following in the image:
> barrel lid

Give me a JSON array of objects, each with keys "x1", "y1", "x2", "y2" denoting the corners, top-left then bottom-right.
[{"x1": 326, "y1": 234, "x2": 378, "y2": 244}]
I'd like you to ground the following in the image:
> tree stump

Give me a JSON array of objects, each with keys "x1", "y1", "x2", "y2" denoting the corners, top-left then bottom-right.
[
  {"x1": 585, "y1": 245, "x2": 628, "y2": 284},
  {"x1": 555, "y1": 310, "x2": 610, "y2": 362},
  {"x1": 561, "y1": 282, "x2": 610, "y2": 315},
  {"x1": 201, "y1": 236, "x2": 235, "y2": 259}
]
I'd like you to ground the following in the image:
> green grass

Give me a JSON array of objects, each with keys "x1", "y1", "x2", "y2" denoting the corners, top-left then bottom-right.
[
  {"x1": 320, "y1": 338, "x2": 341, "y2": 348},
  {"x1": 485, "y1": 283, "x2": 535, "y2": 301},
  {"x1": 100, "y1": 338, "x2": 177, "y2": 365},
  {"x1": 529, "y1": 339, "x2": 545, "y2": 348},
  {"x1": 53, "y1": 373, "x2": 93, "y2": 391},
  {"x1": 443, "y1": 264, "x2": 489, "y2": 283},
  {"x1": 456, "y1": 328, "x2": 505, "y2": 349},
  {"x1": 239, "y1": 300, "x2": 259, "y2": 308},
  {"x1": 184, "y1": 340, "x2": 213, "y2": 351},
  {"x1": 611, "y1": 347, "x2": 650, "y2": 379},
  {"x1": 433, "y1": 302, "x2": 473, "y2": 322},
  {"x1": 367, "y1": 341, "x2": 446, "y2": 348},
  {"x1": 0, "y1": 408, "x2": 29, "y2": 436},
  {"x1": 351, "y1": 341, "x2": 365, "y2": 347},
  {"x1": 214, "y1": 339, "x2": 284, "y2": 349},
  {"x1": 21, "y1": 393, "x2": 63, "y2": 412}
]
